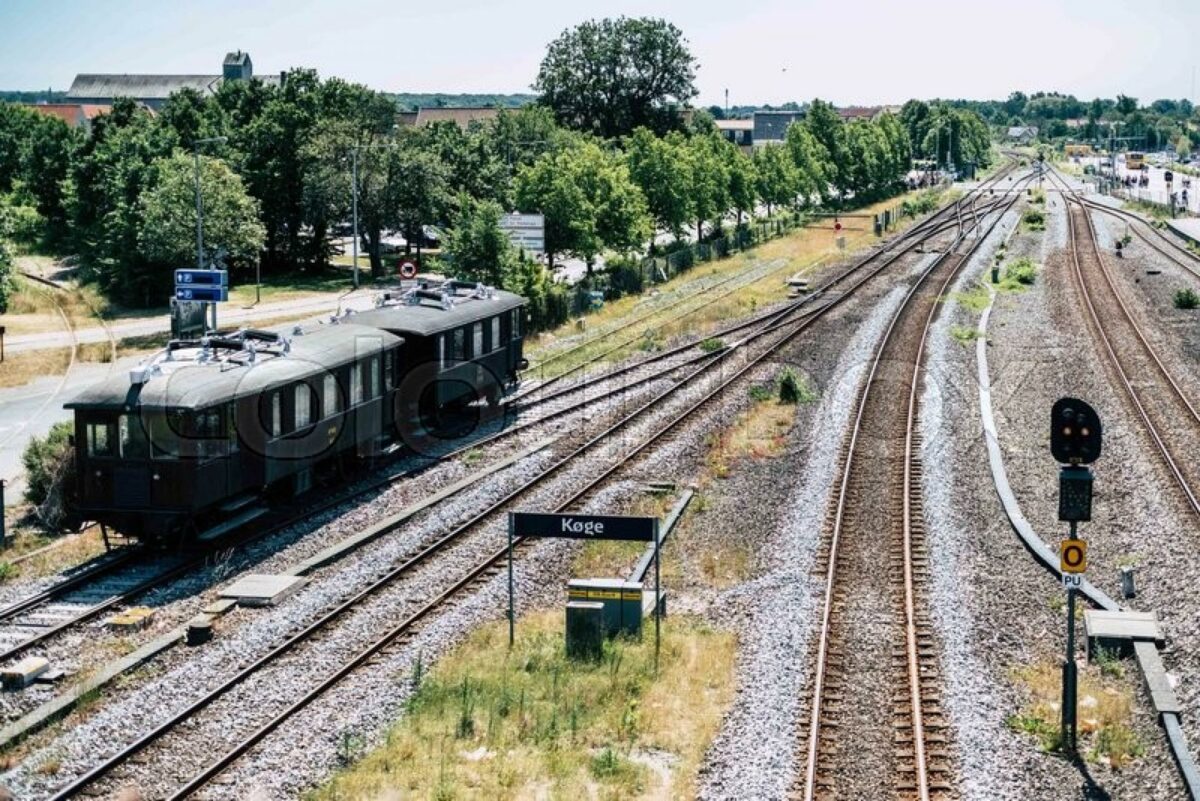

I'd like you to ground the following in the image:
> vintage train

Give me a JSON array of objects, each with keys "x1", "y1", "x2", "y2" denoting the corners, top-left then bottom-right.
[{"x1": 66, "y1": 279, "x2": 527, "y2": 542}]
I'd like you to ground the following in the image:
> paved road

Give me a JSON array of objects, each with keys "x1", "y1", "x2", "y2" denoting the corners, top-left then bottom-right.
[{"x1": 5, "y1": 291, "x2": 381, "y2": 355}]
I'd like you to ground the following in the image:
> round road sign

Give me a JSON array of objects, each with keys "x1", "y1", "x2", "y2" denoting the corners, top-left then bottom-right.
[{"x1": 399, "y1": 261, "x2": 418, "y2": 279}]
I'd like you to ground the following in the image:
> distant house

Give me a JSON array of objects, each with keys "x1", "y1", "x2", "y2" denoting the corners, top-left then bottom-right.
[
  {"x1": 64, "y1": 51, "x2": 280, "y2": 111},
  {"x1": 716, "y1": 118, "x2": 753, "y2": 152},
  {"x1": 23, "y1": 103, "x2": 109, "y2": 130},
  {"x1": 751, "y1": 110, "x2": 805, "y2": 147},
  {"x1": 396, "y1": 107, "x2": 502, "y2": 129},
  {"x1": 1006, "y1": 126, "x2": 1039, "y2": 144},
  {"x1": 837, "y1": 105, "x2": 880, "y2": 122}
]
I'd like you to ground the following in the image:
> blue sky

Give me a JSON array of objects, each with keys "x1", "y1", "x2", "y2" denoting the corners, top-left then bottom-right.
[{"x1": 1, "y1": 0, "x2": 1197, "y2": 106}]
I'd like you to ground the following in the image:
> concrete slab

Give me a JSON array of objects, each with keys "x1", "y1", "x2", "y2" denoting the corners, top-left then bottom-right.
[
  {"x1": 220, "y1": 574, "x2": 306, "y2": 607},
  {"x1": 2, "y1": 657, "x2": 49, "y2": 690},
  {"x1": 1166, "y1": 218, "x2": 1200, "y2": 246},
  {"x1": 105, "y1": 606, "x2": 155, "y2": 632},
  {"x1": 202, "y1": 598, "x2": 238, "y2": 617},
  {"x1": 1135, "y1": 640, "x2": 1182, "y2": 716},
  {"x1": 1085, "y1": 609, "x2": 1164, "y2": 659}
]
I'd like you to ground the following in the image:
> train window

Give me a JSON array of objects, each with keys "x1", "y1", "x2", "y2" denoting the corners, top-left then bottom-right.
[
  {"x1": 193, "y1": 408, "x2": 226, "y2": 459},
  {"x1": 438, "y1": 335, "x2": 447, "y2": 370},
  {"x1": 295, "y1": 384, "x2": 312, "y2": 429},
  {"x1": 490, "y1": 317, "x2": 500, "y2": 352},
  {"x1": 323, "y1": 374, "x2": 339, "y2": 417},
  {"x1": 87, "y1": 422, "x2": 115, "y2": 457},
  {"x1": 350, "y1": 363, "x2": 363, "y2": 406},
  {"x1": 119, "y1": 415, "x2": 149, "y2": 459},
  {"x1": 270, "y1": 392, "x2": 282, "y2": 437},
  {"x1": 226, "y1": 402, "x2": 238, "y2": 452},
  {"x1": 452, "y1": 328, "x2": 466, "y2": 361},
  {"x1": 149, "y1": 411, "x2": 182, "y2": 459},
  {"x1": 472, "y1": 322, "x2": 483, "y2": 357},
  {"x1": 511, "y1": 309, "x2": 522, "y2": 339},
  {"x1": 384, "y1": 351, "x2": 395, "y2": 391}
]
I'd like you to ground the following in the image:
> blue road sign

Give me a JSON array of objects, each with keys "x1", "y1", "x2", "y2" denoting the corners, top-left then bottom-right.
[
  {"x1": 175, "y1": 286, "x2": 229, "y2": 302},
  {"x1": 175, "y1": 269, "x2": 229, "y2": 287}
]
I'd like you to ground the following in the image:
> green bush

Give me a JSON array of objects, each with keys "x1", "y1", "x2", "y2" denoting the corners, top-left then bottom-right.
[
  {"x1": 604, "y1": 257, "x2": 644, "y2": 299},
  {"x1": 1022, "y1": 207, "x2": 1046, "y2": 231},
  {"x1": 1004, "y1": 257, "x2": 1038, "y2": 286},
  {"x1": 1175, "y1": 288, "x2": 1200, "y2": 310},
  {"x1": 778, "y1": 368, "x2": 816, "y2": 404},
  {"x1": 698, "y1": 337, "x2": 725, "y2": 353},
  {"x1": 21, "y1": 420, "x2": 77, "y2": 529}
]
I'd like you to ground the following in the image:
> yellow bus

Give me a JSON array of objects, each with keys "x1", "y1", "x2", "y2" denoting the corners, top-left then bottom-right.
[{"x1": 1125, "y1": 151, "x2": 1145, "y2": 171}]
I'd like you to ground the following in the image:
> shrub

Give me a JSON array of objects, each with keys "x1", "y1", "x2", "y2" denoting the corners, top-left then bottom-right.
[
  {"x1": 1174, "y1": 288, "x2": 1199, "y2": 309},
  {"x1": 21, "y1": 420, "x2": 77, "y2": 528},
  {"x1": 698, "y1": 337, "x2": 725, "y2": 353},
  {"x1": 1022, "y1": 207, "x2": 1046, "y2": 231},
  {"x1": 778, "y1": 368, "x2": 816, "y2": 404},
  {"x1": 604, "y1": 257, "x2": 644, "y2": 299},
  {"x1": 1004, "y1": 257, "x2": 1038, "y2": 286}
]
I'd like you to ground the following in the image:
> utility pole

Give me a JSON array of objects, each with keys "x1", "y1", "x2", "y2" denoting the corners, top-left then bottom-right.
[{"x1": 193, "y1": 136, "x2": 227, "y2": 331}]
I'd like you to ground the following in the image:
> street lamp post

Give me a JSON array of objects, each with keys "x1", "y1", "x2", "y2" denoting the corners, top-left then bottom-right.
[{"x1": 193, "y1": 136, "x2": 228, "y2": 331}]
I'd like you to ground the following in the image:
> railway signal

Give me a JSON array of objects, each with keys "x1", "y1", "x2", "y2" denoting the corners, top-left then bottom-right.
[{"x1": 1051, "y1": 396, "x2": 1103, "y2": 756}]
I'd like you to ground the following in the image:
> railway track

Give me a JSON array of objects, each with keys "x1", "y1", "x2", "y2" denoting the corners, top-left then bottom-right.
[
  {"x1": 1043, "y1": 166, "x2": 1200, "y2": 518},
  {"x1": 33, "y1": 171, "x2": 1020, "y2": 800},
  {"x1": 796, "y1": 170, "x2": 1031, "y2": 801},
  {"x1": 1072, "y1": 193, "x2": 1200, "y2": 281},
  {"x1": 0, "y1": 200, "x2": 981, "y2": 685}
]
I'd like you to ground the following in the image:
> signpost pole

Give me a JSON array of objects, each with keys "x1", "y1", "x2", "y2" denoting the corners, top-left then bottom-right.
[
  {"x1": 507, "y1": 514, "x2": 515, "y2": 648},
  {"x1": 1062, "y1": 521, "x2": 1079, "y2": 756},
  {"x1": 654, "y1": 517, "x2": 661, "y2": 672}
]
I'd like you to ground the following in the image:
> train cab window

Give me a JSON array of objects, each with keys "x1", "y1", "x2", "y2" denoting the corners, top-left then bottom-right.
[
  {"x1": 511, "y1": 309, "x2": 522, "y2": 340},
  {"x1": 438, "y1": 335, "x2": 447, "y2": 370},
  {"x1": 270, "y1": 392, "x2": 282, "y2": 438},
  {"x1": 194, "y1": 407, "x2": 227, "y2": 459},
  {"x1": 367, "y1": 357, "x2": 379, "y2": 399},
  {"x1": 295, "y1": 384, "x2": 312, "y2": 429},
  {"x1": 350, "y1": 363, "x2": 363, "y2": 406},
  {"x1": 472, "y1": 322, "x2": 483, "y2": 358},
  {"x1": 87, "y1": 422, "x2": 115, "y2": 457},
  {"x1": 451, "y1": 328, "x2": 466, "y2": 361},
  {"x1": 119, "y1": 414, "x2": 149, "y2": 459},
  {"x1": 384, "y1": 351, "x2": 395, "y2": 391},
  {"x1": 149, "y1": 411, "x2": 184, "y2": 459},
  {"x1": 490, "y1": 317, "x2": 501, "y2": 352},
  {"x1": 323, "y1": 374, "x2": 339, "y2": 417}
]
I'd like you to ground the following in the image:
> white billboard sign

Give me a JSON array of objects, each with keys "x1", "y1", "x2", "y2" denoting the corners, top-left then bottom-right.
[{"x1": 500, "y1": 213, "x2": 545, "y2": 256}]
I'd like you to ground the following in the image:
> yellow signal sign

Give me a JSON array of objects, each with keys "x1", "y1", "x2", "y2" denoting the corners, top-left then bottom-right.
[{"x1": 1060, "y1": 539, "x2": 1087, "y2": 574}]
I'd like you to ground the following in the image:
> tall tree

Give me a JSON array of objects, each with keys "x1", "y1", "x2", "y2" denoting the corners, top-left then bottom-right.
[
  {"x1": 784, "y1": 124, "x2": 829, "y2": 207},
  {"x1": 753, "y1": 144, "x2": 799, "y2": 215},
  {"x1": 138, "y1": 153, "x2": 265, "y2": 289},
  {"x1": 23, "y1": 114, "x2": 79, "y2": 241},
  {"x1": 625, "y1": 128, "x2": 691, "y2": 243},
  {"x1": 443, "y1": 196, "x2": 518, "y2": 286},
  {"x1": 684, "y1": 132, "x2": 731, "y2": 241},
  {"x1": 516, "y1": 140, "x2": 650, "y2": 271},
  {"x1": 803, "y1": 99, "x2": 845, "y2": 202},
  {"x1": 724, "y1": 143, "x2": 759, "y2": 226},
  {"x1": 534, "y1": 17, "x2": 698, "y2": 137}
]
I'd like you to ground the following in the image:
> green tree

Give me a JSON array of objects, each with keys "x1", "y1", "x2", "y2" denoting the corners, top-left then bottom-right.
[
  {"x1": 443, "y1": 196, "x2": 517, "y2": 286},
  {"x1": 784, "y1": 124, "x2": 830, "y2": 207},
  {"x1": 752, "y1": 144, "x2": 798, "y2": 215},
  {"x1": 803, "y1": 99, "x2": 846, "y2": 202},
  {"x1": 389, "y1": 142, "x2": 454, "y2": 262},
  {"x1": 516, "y1": 140, "x2": 650, "y2": 270},
  {"x1": 0, "y1": 204, "x2": 14, "y2": 314},
  {"x1": 534, "y1": 17, "x2": 698, "y2": 137},
  {"x1": 138, "y1": 152, "x2": 265, "y2": 290},
  {"x1": 684, "y1": 132, "x2": 731, "y2": 241},
  {"x1": 625, "y1": 128, "x2": 691, "y2": 243},
  {"x1": 23, "y1": 114, "x2": 79, "y2": 241},
  {"x1": 1116, "y1": 94, "x2": 1138, "y2": 116},
  {"x1": 0, "y1": 103, "x2": 39, "y2": 193},
  {"x1": 725, "y1": 144, "x2": 759, "y2": 226}
]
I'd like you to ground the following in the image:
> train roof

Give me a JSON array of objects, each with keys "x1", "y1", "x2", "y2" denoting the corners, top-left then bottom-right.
[
  {"x1": 66, "y1": 323, "x2": 402, "y2": 412},
  {"x1": 348, "y1": 281, "x2": 525, "y2": 337}
]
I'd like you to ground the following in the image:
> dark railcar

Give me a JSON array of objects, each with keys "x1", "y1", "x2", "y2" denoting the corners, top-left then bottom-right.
[{"x1": 67, "y1": 325, "x2": 402, "y2": 541}]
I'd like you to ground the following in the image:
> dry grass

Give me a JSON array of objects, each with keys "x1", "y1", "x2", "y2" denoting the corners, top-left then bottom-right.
[
  {"x1": 0, "y1": 347, "x2": 74, "y2": 388},
  {"x1": 526, "y1": 192, "x2": 939, "y2": 377},
  {"x1": 1006, "y1": 657, "x2": 1145, "y2": 768},
  {"x1": 706, "y1": 397, "x2": 799, "y2": 479},
  {"x1": 0, "y1": 517, "x2": 108, "y2": 581},
  {"x1": 311, "y1": 611, "x2": 736, "y2": 801},
  {"x1": 571, "y1": 493, "x2": 676, "y2": 578}
]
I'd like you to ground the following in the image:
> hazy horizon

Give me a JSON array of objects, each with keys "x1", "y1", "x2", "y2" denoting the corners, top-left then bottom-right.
[{"x1": 1, "y1": 0, "x2": 1197, "y2": 107}]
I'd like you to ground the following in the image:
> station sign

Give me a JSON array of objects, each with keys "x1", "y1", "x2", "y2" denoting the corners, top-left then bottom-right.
[
  {"x1": 175, "y1": 286, "x2": 229, "y2": 303},
  {"x1": 175, "y1": 269, "x2": 229, "y2": 287},
  {"x1": 510, "y1": 512, "x2": 655, "y2": 542}
]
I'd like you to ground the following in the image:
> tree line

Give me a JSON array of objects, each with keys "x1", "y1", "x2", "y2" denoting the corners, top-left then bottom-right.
[{"x1": 0, "y1": 16, "x2": 982, "y2": 329}]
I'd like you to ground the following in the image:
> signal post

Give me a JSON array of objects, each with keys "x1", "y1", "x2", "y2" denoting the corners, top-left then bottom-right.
[{"x1": 1050, "y1": 397, "x2": 1103, "y2": 756}]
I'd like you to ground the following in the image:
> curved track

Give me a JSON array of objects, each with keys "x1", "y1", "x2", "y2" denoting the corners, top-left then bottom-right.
[{"x1": 1044, "y1": 166, "x2": 1200, "y2": 519}]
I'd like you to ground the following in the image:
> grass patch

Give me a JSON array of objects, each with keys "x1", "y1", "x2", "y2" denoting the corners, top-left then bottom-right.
[
  {"x1": 1001, "y1": 257, "x2": 1038, "y2": 289},
  {"x1": 311, "y1": 611, "x2": 736, "y2": 800},
  {"x1": 1022, "y1": 207, "x2": 1046, "y2": 232},
  {"x1": 1007, "y1": 659, "x2": 1145, "y2": 768},
  {"x1": 1126, "y1": 199, "x2": 1174, "y2": 223},
  {"x1": 1174, "y1": 288, "x2": 1199, "y2": 310},
  {"x1": 698, "y1": 337, "x2": 725, "y2": 353},
  {"x1": 950, "y1": 325, "x2": 982, "y2": 344},
  {"x1": 571, "y1": 494, "x2": 673, "y2": 578},
  {"x1": 949, "y1": 284, "x2": 991, "y2": 312},
  {"x1": 1030, "y1": 188, "x2": 1047, "y2": 205},
  {"x1": 707, "y1": 395, "x2": 799, "y2": 478}
]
